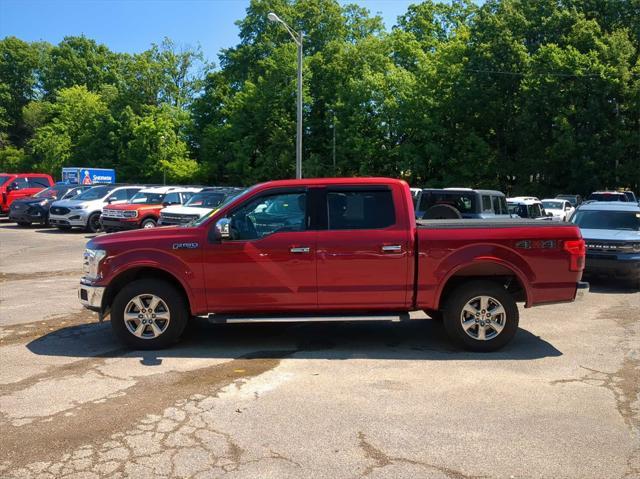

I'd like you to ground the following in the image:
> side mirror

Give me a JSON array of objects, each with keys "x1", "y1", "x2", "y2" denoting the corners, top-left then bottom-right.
[
  {"x1": 162, "y1": 202, "x2": 170, "y2": 207},
  {"x1": 7, "y1": 182, "x2": 17, "y2": 192},
  {"x1": 565, "y1": 206, "x2": 572, "y2": 211},
  {"x1": 107, "y1": 196, "x2": 116, "y2": 204},
  {"x1": 546, "y1": 212, "x2": 553, "y2": 217},
  {"x1": 209, "y1": 218, "x2": 231, "y2": 243}
]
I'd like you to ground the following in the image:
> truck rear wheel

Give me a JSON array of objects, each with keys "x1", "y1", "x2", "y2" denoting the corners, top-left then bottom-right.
[
  {"x1": 111, "y1": 279, "x2": 188, "y2": 350},
  {"x1": 442, "y1": 280, "x2": 518, "y2": 352}
]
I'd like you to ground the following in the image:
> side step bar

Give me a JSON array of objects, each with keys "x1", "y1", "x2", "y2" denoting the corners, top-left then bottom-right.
[{"x1": 206, "y1": 312, "x2": 411, "y2": 324}]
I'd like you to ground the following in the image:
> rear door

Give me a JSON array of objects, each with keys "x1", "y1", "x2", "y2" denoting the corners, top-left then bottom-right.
[{"x1": 316, "y1": 185, "x2": 412, "y2": 310}]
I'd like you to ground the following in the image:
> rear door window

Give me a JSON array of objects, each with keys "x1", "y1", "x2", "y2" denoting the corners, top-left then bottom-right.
[
  {"x1": 26, "y1": 176, "x2": 50, "y2": 188},
  {"x1": 110, "y1": 189, "x2": 130, "y2": 201},
  {"x1": 482, "y1": 196, "x2": 492, "y2": 212},
  {"x1": 327, "y1": 190, "x2": 395, "y2": 230},
  {"x1": 163, "y1": 192, "x2": 181, "y2": 205}
]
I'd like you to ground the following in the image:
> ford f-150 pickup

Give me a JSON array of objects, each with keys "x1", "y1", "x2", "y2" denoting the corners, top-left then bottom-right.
[{"x1": 79, "y1": 178, "x2": 588, "y2": 351}]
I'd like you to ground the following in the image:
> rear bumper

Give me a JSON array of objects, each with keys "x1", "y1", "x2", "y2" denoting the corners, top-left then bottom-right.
[
  {"x1": 78, "y1": 283, "x2": 105, "y2": 312},
  {"x1": 100, "y1": 218, "x2": 139, "y2": 231}
]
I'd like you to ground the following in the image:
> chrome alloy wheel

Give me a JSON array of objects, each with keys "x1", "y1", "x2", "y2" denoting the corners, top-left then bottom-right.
[
  {"x1": 124, "y1": 294, "x2": 171, "y2": 339},
  {"x1": 460, "y1": 295, "x2": 506, "y2": 341}
]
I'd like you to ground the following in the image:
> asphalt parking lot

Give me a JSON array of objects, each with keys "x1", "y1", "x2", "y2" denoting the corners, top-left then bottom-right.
[{"x1": 0, "y1": 222, "x2": 638, "y2": 479}]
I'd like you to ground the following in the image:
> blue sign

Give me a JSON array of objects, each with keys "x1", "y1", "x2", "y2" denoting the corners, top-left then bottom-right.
[{"x1": 62, "y1": 168, "x2": 116, "y2": 185}]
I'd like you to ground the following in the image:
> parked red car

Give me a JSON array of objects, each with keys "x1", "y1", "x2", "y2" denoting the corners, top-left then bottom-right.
[
  {"x1": 0, "y1": 173, "x2": 54, "y2": 217},
  {"x1": 79, "y1": 178, "x2": 588, "y2": 351}
]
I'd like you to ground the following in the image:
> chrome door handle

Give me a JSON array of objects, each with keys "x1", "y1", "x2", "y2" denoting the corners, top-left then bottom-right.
[
  {"x1": 381, "y1": 245, "x2": 402, "y2": 252},
  {"x1": 290, "y1": 247, "x2": 310, "y2": 253}
]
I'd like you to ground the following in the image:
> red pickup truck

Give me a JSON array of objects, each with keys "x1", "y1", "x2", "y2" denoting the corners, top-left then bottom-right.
[
  {"x1": 0, "y1": 173, "x2": 55, "y2": 216},
  {"x1": 79, "y1": 178, "x2": 588, "y2": 351}
]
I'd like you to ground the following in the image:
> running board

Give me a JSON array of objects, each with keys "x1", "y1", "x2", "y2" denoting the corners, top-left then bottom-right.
[{"x1": 205, "y1": 312, "x2": 411, "y2": 324}]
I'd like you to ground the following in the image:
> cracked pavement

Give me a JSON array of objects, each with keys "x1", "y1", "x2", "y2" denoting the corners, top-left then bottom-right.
[{"x1": 0, "y1": 222, "x2": 638, "y2": 478}]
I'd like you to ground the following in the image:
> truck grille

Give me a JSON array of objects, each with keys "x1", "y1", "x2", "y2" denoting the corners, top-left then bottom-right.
[
  {"x1": 50, "y1": 206, "x2": 70, "y2": 215},
  {"x1": 160, "y1": 213, "x2": 199, "y2": 224},
  {"x1": 102, "y1": 209, "x2": 137, "y2": 218},
  {"x1": 585, "y1": 242, "x2": 631, "y2": 253}
]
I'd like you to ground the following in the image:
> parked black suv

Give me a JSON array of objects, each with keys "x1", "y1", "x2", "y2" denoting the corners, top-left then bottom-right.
[{"x1": 9, "y1": 184, "x2": 90, "y2": 226}]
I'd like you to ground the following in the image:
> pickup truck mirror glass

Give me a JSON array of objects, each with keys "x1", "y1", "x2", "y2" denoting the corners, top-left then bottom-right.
[{"x1": 216, "y1": 218, "x2": 230, "y2": 240}]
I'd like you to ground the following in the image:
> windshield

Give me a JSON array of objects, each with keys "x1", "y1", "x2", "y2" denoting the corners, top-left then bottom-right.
[
  {"x1": 75, "y1": 185, "x2": 114, "y2": 201},
  {"x1": 33, "y1": 186, "x2": 67, "y2": 199},
  {"x1": 190, "y1": 187, "x2": 255, "y2": 227},
  {"x1": 0, "y1": 175, "x2": 12, "y2": 187},
  {"x1": 542, "y1": 201, "x2": 564, "y2": 209},
  {"x1": 571, "y1": 210, "x2": 640, "y2": 231},
  {"x1": 130, "y1": 192, "x2": 165, "y2": 204},
  {"x1": 185, "y1": 191, "x2": 227, "y2": 208}
]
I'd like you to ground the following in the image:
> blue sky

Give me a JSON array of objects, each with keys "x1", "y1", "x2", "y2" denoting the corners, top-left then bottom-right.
[{"x1": 0, "y1": 0, "x2": 418, "y2": 63}]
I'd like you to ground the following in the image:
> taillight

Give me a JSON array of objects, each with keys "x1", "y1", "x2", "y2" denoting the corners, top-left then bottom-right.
[{"x1": 564, "y1": 239, "x2": 585, "y2": 272}]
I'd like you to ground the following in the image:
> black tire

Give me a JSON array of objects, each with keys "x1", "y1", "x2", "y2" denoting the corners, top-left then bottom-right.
[
  {"x1": 111, "y1": 279, "x2": 188, "y2": 350},
  {"x1": 422, "y1": 204, "x2": 462, "y2": 220},
  {"x1": 86, "y1": 212, "x2": 102, "y2": 233},
  {"x1": 141, "y1": 218, "x2": 157, "y2": 229},
  {"x1": 442, "y1": 280, "x2": 519, "y2": 352},
  {"x1": 16, "y1": 221, "x2": 31, "y2": 227}
]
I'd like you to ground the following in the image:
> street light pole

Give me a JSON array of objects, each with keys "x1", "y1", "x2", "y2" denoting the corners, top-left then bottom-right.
[
  {"x1": 268, "y1": 12, "x2": 303, "y2": 179},
  {"x1": 296, "y1": 31, "x2": 303, "y2": 180}
]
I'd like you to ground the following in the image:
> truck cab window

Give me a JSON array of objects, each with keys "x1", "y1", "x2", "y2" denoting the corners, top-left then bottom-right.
[
  {"x1": 327, "y1": 190, "x2": 395, "y2": 230},
  {"x1": 228, "y1": 192, "x2": 307, "y2": 240}
]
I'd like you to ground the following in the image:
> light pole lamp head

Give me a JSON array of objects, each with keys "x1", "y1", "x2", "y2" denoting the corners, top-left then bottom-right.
[{"x1": 267, "y1": 12, "x2": 281, "y2": 23}]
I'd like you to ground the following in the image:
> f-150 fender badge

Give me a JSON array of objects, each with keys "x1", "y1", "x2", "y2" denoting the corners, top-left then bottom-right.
[{"x1": 173, "y1": 242, "x2": 199, "y2": 250}]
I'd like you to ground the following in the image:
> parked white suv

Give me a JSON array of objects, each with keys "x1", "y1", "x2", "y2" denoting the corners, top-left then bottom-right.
[
  {"x1": 507, "y1": 196, "x2": 551, "y2": 220},
  {"x1": 158, "y1": 187, "x2": 244, "y2": 226},
  {"x1": 49, "y1": 184, "x2": 143, "y2": 232},
  {"x1": 541, "y1": 199, "x2": 575, "y2": 221}
]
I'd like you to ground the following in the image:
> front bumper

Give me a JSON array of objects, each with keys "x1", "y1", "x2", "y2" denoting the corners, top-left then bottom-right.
[
  {"x1": 9, "y1": 206, "x2": 47, "y2": 223},
  {"x1": 575, "y1": 281, "x2": 590, "y2": 300},
  {"x1": 100, "y1": 217, "x2": 140, "y2": 231},
  {"x1": 78, "y1": 283, "x2": 105, "y2": 312},
  {"x1": 49, "y1": 210, "x2": 89, "y2": 227},
  {"x1": 584, "y1": 254, "x2": 640, "y2": 280}
]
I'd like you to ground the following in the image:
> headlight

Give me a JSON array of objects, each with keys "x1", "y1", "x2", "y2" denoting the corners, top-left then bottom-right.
[
  {"x1": 38, "y1": 199, "x2": 48, "y2": 206},
  {"x1": 123, "y1": 210, "x2": 138, "y2": 218},
  {"x1": 630, "y1": 243, "x2": 640, "y2": 253},
  {"x1": 83, "y1": 249, "x2": 107, "y2": 281}
]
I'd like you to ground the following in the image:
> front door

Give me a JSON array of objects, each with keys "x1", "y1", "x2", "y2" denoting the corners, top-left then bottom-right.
[
  {"x1": 203, "y1": 189, "x2": 317, "y2": 313},
  {"x1": 316, "y1": 186, "x2": 411, "y2": 310}
]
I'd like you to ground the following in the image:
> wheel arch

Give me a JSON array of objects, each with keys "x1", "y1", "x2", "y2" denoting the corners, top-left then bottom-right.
[
  {"x1": 435, "y1": 260, "x2": 530, "y2": 311},
  {"x1": 102, "y1": 266, "x2": 192, "y2": 317}
]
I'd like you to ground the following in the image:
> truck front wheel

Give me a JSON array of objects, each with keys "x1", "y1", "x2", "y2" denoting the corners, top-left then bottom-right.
[
  {"x1": 111, "y1": 279, "x2": 188, "y2": 349},
  {"x1": 442, "y1": 281, "x2": 519, "y2": 352}
]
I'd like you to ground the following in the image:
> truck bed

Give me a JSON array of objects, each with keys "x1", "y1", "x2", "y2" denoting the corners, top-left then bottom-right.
[{"x1": 417, "y1": 219, "x2": 569, "y2": 229}]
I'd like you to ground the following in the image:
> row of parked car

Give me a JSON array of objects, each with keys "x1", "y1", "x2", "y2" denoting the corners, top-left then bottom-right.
[
  {"x1": 2, "y1": 172, "x2": 638, "y2": 287},
  {"x1": 1, "y1": 174, "x2": 243, "y2": 233}
]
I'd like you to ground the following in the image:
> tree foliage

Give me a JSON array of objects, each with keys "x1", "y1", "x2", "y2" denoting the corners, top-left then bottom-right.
[{"x1": 0, "y1": 0, "x2": 638, "y2": 195}]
